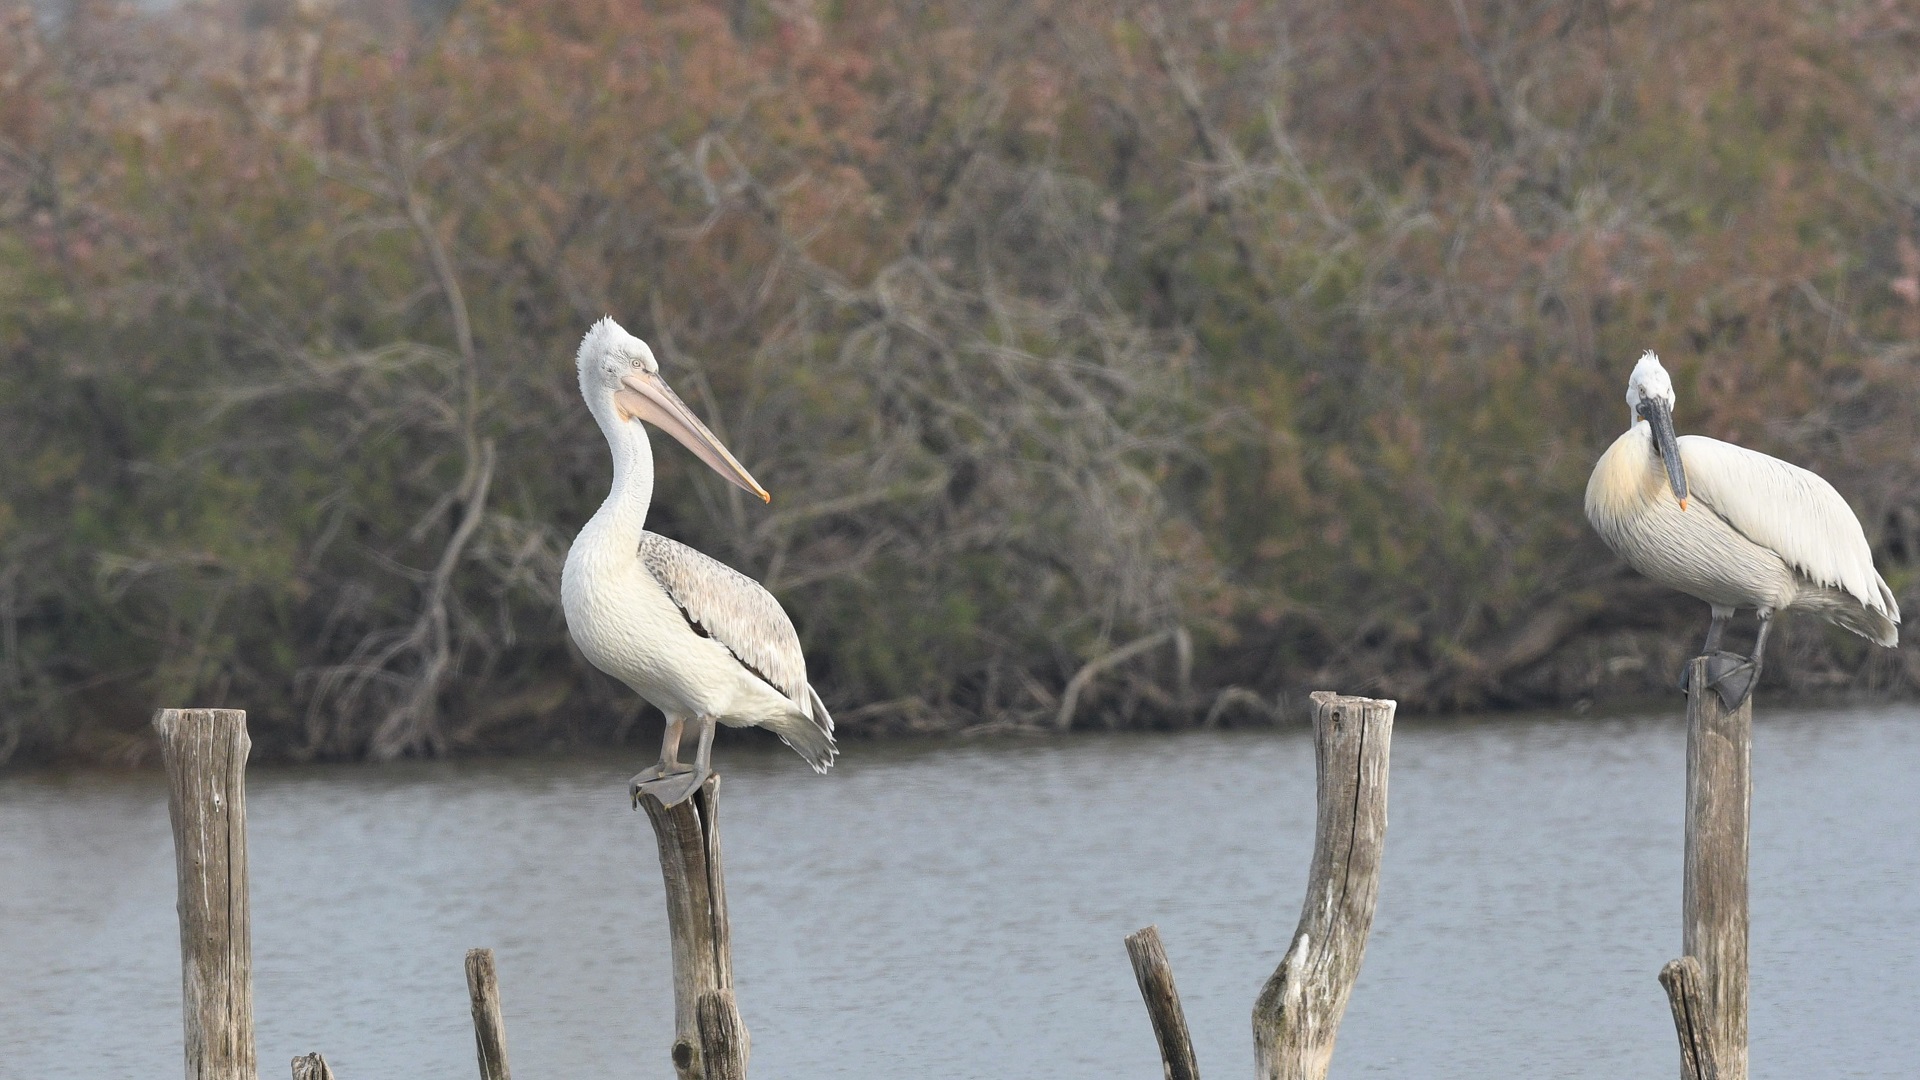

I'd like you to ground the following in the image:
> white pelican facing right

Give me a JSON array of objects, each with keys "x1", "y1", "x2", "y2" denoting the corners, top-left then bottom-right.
[
  {"x1": 562, "y1": 317, "x2": 835, "y2": 806},
  {"x1": 1585, "y1": 350, "x2": 1899, "y2": 707}
]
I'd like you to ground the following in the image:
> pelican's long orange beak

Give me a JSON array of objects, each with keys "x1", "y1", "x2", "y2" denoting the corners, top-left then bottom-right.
[{"x1": 615, "y1": 370, "x2": 770, "y2": 503}]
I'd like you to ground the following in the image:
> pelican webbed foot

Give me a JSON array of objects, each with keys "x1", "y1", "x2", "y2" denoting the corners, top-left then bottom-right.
[
  {"x1": 631, "y1": 764, "x2": 708, "y2": 808},
  {"x1": 1678, "y1": 650, "x2": 1758, "y2": 710},
  {"x1": 629, "y1": 762, "x2": 687, "y2": 808},
  {"x1": 629, "y1": 714, "x2": 718, "y2": 809},
  {"x1": 1703, "y1": 652, "x2": 1759, "y2": 710}
]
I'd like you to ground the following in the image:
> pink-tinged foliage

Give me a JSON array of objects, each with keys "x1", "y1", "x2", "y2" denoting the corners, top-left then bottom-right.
[{"x1": 0, "y1": 0, "x2": 1915, "y2": 761}]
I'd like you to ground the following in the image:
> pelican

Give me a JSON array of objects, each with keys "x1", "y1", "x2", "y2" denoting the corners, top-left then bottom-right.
[
  {"x1": 561, "y1": 317, "x2": 835, "y2": 806},
  {"x1": 1585, "y1": 350, "x2": 1899, "y2": 708}
]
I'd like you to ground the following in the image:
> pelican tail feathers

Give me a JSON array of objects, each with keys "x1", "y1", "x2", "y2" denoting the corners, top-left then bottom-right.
[{"x1": 768, "y1": 686, "x2": 837, "y2": 773}]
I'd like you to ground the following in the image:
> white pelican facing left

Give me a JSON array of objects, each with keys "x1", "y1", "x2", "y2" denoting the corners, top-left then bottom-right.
[
  {"x1": 1586, "y1": 350, "x2": 1899, "y2": 707},
  {"x1": 561, "y1": 317, "x2": 835, "y2": 806}
]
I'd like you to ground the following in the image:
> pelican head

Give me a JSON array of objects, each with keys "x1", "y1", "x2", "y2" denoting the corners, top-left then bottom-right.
[
  {"x1": 1626, "y1": 350, "x2": 1687, "y2": 510},
  {"x1": 576, "y1": 317, "x2": 769, "y2": 502}
]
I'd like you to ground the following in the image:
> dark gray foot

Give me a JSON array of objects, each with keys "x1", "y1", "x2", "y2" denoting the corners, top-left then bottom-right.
[
  {"x1": 1677, "y1": 651, "x2": 1744, "y2": 693},
  {"x1": 1704, "y1": 653, "x2": 1758, "y2": 710},
  {"x1": 1680, "y1": 651, "x2": 1756, "y2": 709},
  {"x1": 631, "y1": 765, "x2": 707, "y2": 808}
]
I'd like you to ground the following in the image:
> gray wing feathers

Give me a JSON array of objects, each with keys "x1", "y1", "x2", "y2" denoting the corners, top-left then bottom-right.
[
  {"x1": 636, "y1": 532, "x2": 820, "y2": 718},
  {"x1": 1680, "y1": 436, "x2": 1900, "y2": 626}
]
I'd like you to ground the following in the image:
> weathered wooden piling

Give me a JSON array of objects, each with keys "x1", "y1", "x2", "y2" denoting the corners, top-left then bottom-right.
[
  {"x1": 637, "y1": 775, "x2": 749, "y2": 1080},
  {"x1": 1120, "y1": 691, "x2": 1393, "y2": 1080},
  {"x1": 154, "y1": 708, "x2": 258, "y2": 1080},
  {"x1": 1124, "y1": 925, "x2": 1201, "y2": 1080},
  {"x1": 1660, "y1": 657, "x2": 1750, "y2": 1080},
  {"x1": 464, "y1": 948, "x2": 513, "y2": 1080},
  {"x1": 1251, "y1": 691, "x2": 1395, "y2": 1080}
]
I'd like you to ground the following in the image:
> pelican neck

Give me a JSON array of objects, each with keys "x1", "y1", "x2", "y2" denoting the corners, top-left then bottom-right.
[{"x1": 586, "y1": 406, "x2": 656, "y2": 546}]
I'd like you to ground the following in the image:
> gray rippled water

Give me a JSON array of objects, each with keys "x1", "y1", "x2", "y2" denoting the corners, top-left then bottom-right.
[{"x1": 3, "y1": 705, "x2": 1917, "y2": 1078}]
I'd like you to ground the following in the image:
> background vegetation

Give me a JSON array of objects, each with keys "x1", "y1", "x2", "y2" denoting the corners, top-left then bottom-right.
[{"x1": 3, "y1": 0, "x2": 1918, "y2": 763}]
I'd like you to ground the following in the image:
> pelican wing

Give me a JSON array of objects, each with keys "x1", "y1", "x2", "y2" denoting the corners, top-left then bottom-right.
[
  {"x1": 636, "y1": 532, "x2": 820, "y2": 718},
  {"x1": 1679, "y1": 435, "x2": 1900, "y2": 623}
]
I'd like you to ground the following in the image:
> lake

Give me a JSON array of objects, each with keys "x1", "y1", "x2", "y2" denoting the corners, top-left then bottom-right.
[{"x1": 3, "y1": 705, "x2": 1917, "y2": 1078}]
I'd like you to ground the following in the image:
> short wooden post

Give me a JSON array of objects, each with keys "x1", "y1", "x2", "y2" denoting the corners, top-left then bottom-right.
[
  {"x1": 695, "y1": 989, "x2": 748, "y2": 1080},
  {"x1": 1660, "y1": 658, "x2": 1750, "y2": 1079},
  {"x1": 289, "y1": 1053, "x2": 334, "y2": 1080},
  {"x1": 638, "y1": 774, "x2": 748, "y2": 1080},
  {"x1": 154, "y1": 708, "x2": 258, "y2": 1080},
  {"x1": 1251, "y1": 692, "x2": 1395, "y2": 1080},
  {"x1": 1123, "y1": 925, "x2": 1201, "y2": 1080},
  {"x1": 1659, "y1": 957, "x2": 1721, "y2": 1080},
  {"x1": 464, "y1": 948, "x2": 512, "y2": 1080}
]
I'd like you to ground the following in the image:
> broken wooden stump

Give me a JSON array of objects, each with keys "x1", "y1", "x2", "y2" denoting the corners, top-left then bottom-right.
[
  {"x1": 1251, "y1": 691, "x2": 1395, "y2": 1080},
  {"x1": 1124, "y1": 925, "x2": 1201, "y2": 1080},
  {"x1": 1121, "y1": 691, "x2": 1394, "y2": 1080},
  {"x1": 464, "y1": 948, "x2": 513, "y2": 1080},
  {"x1": 695, "y1": 989, "x2": 749, "y2": 1080},
  {"x1": 289, "y1": 1053, "x2": 334, "y2": 1080},
  {"x1": 1659, "y1": 956, "x2": 1721, "y2": 1080}
]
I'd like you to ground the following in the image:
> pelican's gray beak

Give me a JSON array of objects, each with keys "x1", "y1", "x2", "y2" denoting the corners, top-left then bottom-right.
[
  {"x1": 1643, "y1": 398, "x2": 1688, "y2": 511},
  {"x1": 615, "y1": 371, "x2": 770, "y2": 503}
]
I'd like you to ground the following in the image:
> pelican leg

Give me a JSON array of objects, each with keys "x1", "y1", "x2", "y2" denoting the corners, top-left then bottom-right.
[
  {"x1": 1679, "y1": 607, "x2": 1739, "y2": 693},
  {"x1": 1704, "y1": 612, "x2": 1771, "y2": 710},
  {"x1": 632, "y1": 714, "x2": 714, "y2": 808},
  {"x1": 1702, "y1": 608, "x2": 1729, "y2": 654},
  {"x1": 629, "y1": 715, "x2": 695, "y2": 808}
]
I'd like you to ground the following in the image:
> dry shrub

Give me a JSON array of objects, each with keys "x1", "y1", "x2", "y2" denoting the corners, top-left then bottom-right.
[{"x1": 0, "y1": 0, "x2": 1916, "y2": 762}]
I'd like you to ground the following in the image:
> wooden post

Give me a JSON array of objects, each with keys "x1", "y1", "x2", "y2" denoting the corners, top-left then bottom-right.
[
  {"x1": 464, "y1": 948, "x2": 512, "y2": 1080},
  {"x1": 1124, "y1": 925, "x2": 1201, "y2": 1080},
  {"x1": 1660, "y1": 658, "x2": 1750, "y2": 1080},
  {"x1": 638, "y1": 774, "x2": 747, "y2": 1080},
  {"x1": 289, "y1": 1054, "x2": 334, "y2": 1080},
  {"x1": 154, "y1": 708, "x2": 258, "y2": 1080},
  {"x1": 1251, "y1": 692, "x2": 1395, "y2": 1080},
  {"x1": 695, "y1": 990, "x2": 748, "y2": 1080},
  {"x1": 1659, "y1": 957, "x2": 1721, "y2": 1080}
]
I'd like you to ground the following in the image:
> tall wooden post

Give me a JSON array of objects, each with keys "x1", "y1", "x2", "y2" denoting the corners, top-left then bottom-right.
[
  {"x1": 1660, "y1": 658, "x2": 1749, "y2": 1080},
  {"x1": 638, "y1": 775, "x2": 749, "y2": 1080},
  {"x1": 154, "y1": 708, "x2": 258, "y2": 1080},
  {"x1": 1251, "y1": 692, "x2": 1395, "y2": 1080}
]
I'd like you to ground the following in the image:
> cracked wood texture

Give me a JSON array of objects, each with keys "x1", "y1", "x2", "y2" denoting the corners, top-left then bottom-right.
[
  {"x1": 465, "y1": 948, "x2": 512, "y2": 1080},
  {"x1": 1676, "y1": 657, "x2": 1749, "y2": 1080},
  {"x1": 1124, "y1": 925, "x2": 1200, "y2": 1080},
  {"x1": 639, "y1": 774, "x2": 748, "y2": 1080},
  {"x1": 155, "y1": 708, "x2": 258, "y2": 1080},
  {"x1": 1252, "y1": 692, "x2": 1395, "y2": 1080}
]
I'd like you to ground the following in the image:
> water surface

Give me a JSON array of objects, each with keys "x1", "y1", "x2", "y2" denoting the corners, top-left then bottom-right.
[{"x1": 3, "y1": 706, "x2": 1917, "y2": 1078}]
